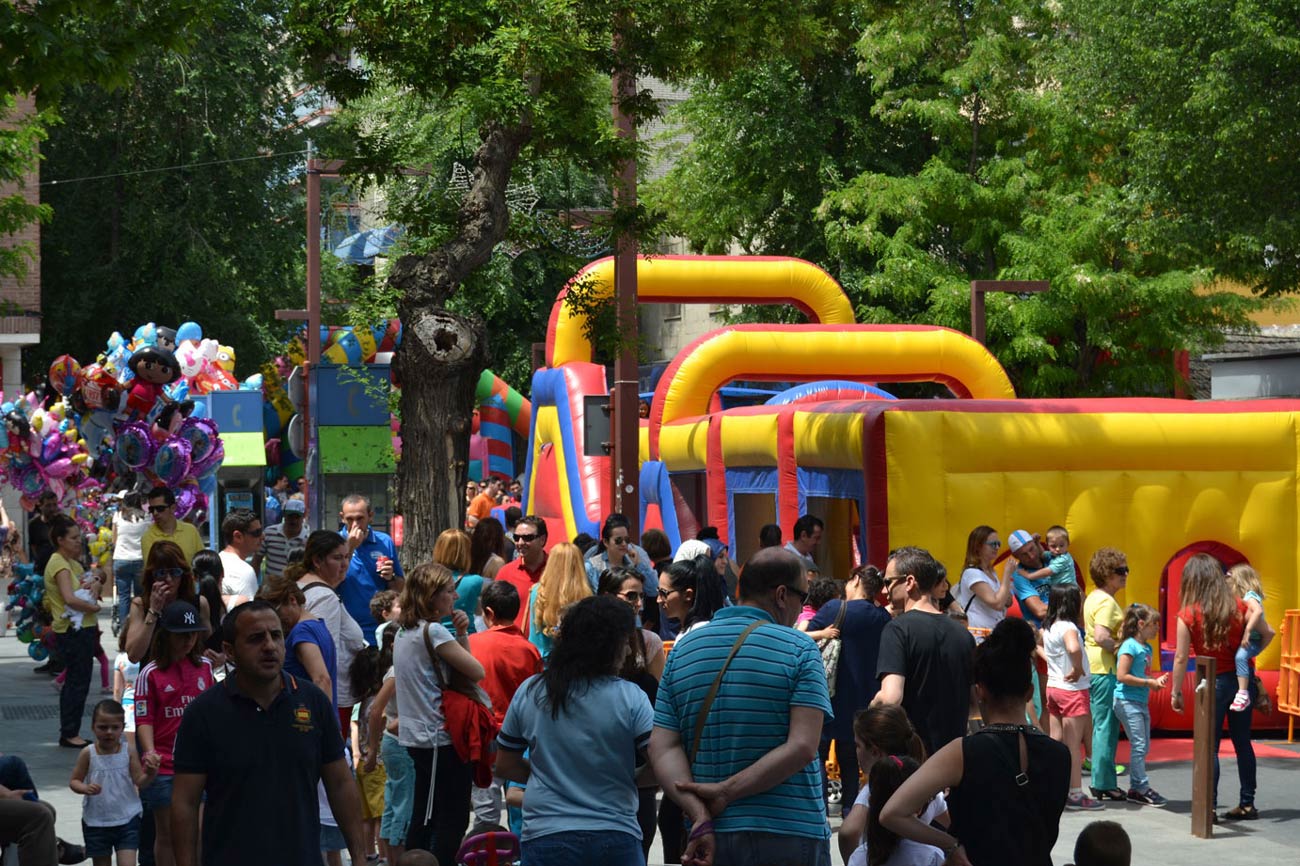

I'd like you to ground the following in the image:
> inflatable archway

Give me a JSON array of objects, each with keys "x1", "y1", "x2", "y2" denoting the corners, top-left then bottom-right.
[{"x1": 546, "y1": 256, "x2": 855, "y2": 366}]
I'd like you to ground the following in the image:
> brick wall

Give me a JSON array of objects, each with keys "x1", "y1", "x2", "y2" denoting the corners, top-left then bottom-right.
[{"x1": 0, "y1": 91, "x2": 42, "y2": 339}]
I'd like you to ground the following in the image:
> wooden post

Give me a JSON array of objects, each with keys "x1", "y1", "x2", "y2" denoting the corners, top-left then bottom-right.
[{"x1": 1191, "y1": 657, "x2": 1216, "y2": 838}]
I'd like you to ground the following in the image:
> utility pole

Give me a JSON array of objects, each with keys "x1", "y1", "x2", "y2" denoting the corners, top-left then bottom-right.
[{"x1": 610, "y1": 35, "x2": 640, "y2": 534}]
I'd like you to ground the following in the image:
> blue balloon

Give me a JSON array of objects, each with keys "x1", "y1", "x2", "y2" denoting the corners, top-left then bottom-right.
[
  {"x1": 189, "y1": 400, "x2": 208, "y2": 420},
  {"x1": 262, "y1": 401, "x2": 283, "y2": 439},
  {"x1": 176, "y1": 321, "x2": 203, "y2": 343}
]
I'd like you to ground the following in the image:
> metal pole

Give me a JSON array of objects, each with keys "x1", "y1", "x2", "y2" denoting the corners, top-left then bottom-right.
[
  {"x1": 305, "y1": 159, "x2": 322, "y2": 528},
  {"x1": 1191, "y1": 657, "x2": 1216, "y2": 838},
  {"x1": 610, "y1": 45, "x2": 640, "y2": 536}
]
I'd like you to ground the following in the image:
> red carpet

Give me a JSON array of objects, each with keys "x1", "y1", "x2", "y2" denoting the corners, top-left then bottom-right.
[{"x1": 1116, "y1": 738, "x2": 1300, "y2": 765}]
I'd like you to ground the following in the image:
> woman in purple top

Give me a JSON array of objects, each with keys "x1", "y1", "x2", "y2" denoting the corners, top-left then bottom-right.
[{"x1": 259, "y1": 579, "x2": 338, "y2": 708}]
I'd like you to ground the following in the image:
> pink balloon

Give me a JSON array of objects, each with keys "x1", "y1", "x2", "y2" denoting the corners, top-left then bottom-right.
[{"x1": 43, "y1": 458, "x2": 74, "y2": 479}]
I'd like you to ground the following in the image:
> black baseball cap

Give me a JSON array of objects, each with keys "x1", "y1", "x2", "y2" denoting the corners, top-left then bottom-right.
[{"x1": 160, "y1": 600, "x2": 205, "y2": 633}]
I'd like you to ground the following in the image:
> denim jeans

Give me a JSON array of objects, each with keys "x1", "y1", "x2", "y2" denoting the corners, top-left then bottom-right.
[
  {"x1": 1212, "y1": 672, "x2": 1257, "y2": 808},
  {"x1": 55, "y1": 627, "x2": 97, "y2": 740},
  {"x1": 1234, "y1": 639, "x2": 1262, "y2": 679},
  {"x1": 521, "y1": 830, "x2": 642, "y2": 866},
  {"x1": 1113, "y1": 698, "x2": 1151, "y2": 792},
  {"x1": 713, "y1": 831, "x2": 832, "y2": 866},
  {"x1": 113, "y1": 559, "x2": 143, "y2": 627},
  {"x1": 0, "y1": 755, "x2": 39, "y2": 799}
]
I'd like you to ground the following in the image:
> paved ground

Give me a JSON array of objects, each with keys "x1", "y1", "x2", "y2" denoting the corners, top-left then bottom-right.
[{"x1": 3, "y1": 614, "x2": 1298, "y2": 865}]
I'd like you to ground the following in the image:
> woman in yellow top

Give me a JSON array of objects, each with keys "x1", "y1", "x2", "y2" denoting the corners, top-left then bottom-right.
[
  {"x1": 44, "y1": 513, "x2": 103, "y2": 748},
  {"x1": 1083, "y1": 547, "x2": 1128, "y2": 800}
]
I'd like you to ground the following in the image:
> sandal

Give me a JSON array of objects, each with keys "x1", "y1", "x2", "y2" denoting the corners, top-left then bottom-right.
[
  {"x1": 1221, "y1": 804, "x2": 1259, "y2": 821},
  {"x1": 1092, "y1": 787, "x2": 1128, "y2": 801}
]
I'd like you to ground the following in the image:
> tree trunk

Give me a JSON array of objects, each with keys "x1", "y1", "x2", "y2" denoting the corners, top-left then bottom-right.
[
  {"x1": 392, "y1": 306, "x2": 488, "y2": 560},
  {"x1": 387, "y1": 119, "x2": 531, "y2": 559}
]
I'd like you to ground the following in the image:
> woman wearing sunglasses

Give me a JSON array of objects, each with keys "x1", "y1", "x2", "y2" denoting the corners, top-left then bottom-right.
[
  {"x1": 954, "y1": 526, "x2": 1013, "y2": 642},
  {"x1": 124, "y1": 540, "x2": 212, "y2": 664},
  {"x1": 1083, "y1": 547, "x2": 1130, "y2": 801}
]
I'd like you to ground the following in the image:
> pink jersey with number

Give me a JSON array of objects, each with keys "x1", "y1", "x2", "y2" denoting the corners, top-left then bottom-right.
[{"x1": 134, "y1": 656, "x2": 213, "y2": 775}]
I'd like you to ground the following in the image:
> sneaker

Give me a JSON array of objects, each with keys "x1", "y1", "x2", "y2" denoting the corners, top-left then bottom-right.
[
  {"x1": 1230, "y1": 689, "x2": 1251, "y2": 712},
  {"x1": 56, "y1": 838, "x2": 86, "y2": 864},
  {"x1": 1081, "y1": 758, "x2": 1091, "y2": 772},
  {"x1": 1066, "y1": 793, "x2": 1105, "y2": 811},
  {"x1": 1115, "y1": 763, "x2": 1127, "y2": 776},
  {"x1": 1221, "y1": 804, "x2": 1259, "y2": 821},
  {"x1": 1128, "y1": 788, "x2": 1169, "y2": 807}
]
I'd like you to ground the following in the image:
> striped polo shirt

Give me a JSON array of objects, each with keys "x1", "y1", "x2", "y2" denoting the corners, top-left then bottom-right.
[
  {"x1": 258, "y1": 523, "x2": 309, "y2": 579},
  {"x1": 653, "y1": 605, "x2": 833, "y2": 839}
]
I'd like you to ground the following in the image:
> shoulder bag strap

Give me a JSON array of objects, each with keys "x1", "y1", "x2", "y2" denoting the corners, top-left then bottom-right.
[
  {"x1": 688, "y1": 619, "x2": 765, "y2": 763},
  {"x1": 832, "y1": 598, "x2": 849, "y2": 630}
]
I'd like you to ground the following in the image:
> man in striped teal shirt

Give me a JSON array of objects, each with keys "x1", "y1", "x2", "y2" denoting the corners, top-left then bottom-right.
[{"x1": 650, "y1": 547, "x2": 832, "y2": 866}]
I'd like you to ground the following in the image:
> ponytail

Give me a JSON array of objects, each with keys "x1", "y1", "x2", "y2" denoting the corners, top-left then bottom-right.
[
  {"x1": 853, "y1": 704, "x2": 928, "y2": 763},
  {"x1": 866, "y1": 755, "x2": 920, "y2": 866}
]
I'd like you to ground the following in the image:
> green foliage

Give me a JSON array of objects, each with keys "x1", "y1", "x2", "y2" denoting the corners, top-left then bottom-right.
[
  {"x1": 658, "y1": 0, "x2": 1265, "y2": 397},
  {"x1": 1059, "y1": 0, "x2": 1300, "y2": 296},
  {"x1": 0, "y1": 0, "x2": 202, "y2": 96},
  {"x1": 0, "y1": 96, "x2": 53, "y2": 285},
  {"x1": 37, "y1": 0, "x2": 306, "y2": 379}
]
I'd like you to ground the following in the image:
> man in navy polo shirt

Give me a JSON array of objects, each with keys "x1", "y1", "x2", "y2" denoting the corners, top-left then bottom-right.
[
  {"x1": 339, "y1": 494, "x2": 403, "y2": 644},
  {"x1": 170, "y1": 601, "x2": 365, "y2": 866}
]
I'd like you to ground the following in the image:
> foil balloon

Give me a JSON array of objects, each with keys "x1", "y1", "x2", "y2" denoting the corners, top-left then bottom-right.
[
  {"x1": 115, "y1": 422, "x2": 156, "y2": 470},
  {"x1": 153, "y1": 438, "x2": 193, "y2": 487},
  {"x1": 48, "y1": 356, "x2": 80, "y2": 396}
]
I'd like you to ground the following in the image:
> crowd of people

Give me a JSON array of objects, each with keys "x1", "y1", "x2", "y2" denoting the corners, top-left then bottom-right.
[{"x1": 0, "y1": 481, "x2": 1276, "y2": 866}]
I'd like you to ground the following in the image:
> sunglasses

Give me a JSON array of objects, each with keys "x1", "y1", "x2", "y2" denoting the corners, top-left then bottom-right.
[
  {"x1": 610, "y1": 536, "x2": 629, "y2": 545},
  {"x1": 245, "y1": 527, "x2": 264, "y2": 537},
  {"x1": 154, "y1": 567, "x2": 186, "y2": 580},
  {"x1": 1114, "y1": 566, "x2": 1130, "y2": 576},
  {"x1": 784, "y1": 584, "x2": 810, "y2": 605},
  {"x1": 149, "y1": 504, "x2": 171, "y2": 514},
  {"x1": 656, "y1": 586, "x2": 679, "y2": 599},
  {"x1": 617, "y1": 590, "x2": 642, "y2": 603},
  {"x1": 514, "y1": 533, "x2": 540, "y2": 542}
]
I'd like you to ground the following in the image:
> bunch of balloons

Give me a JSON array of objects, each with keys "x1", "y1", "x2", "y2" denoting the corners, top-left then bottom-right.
[
  {"x1": 38, "y1": 320, "x2": 242, "y2": 517},
  {"x1": 0, "y1": 393, "x2": 94, "y2": 508},
  {"x1": 5, "y1": 563, "x2": 52, "y2": 660}
]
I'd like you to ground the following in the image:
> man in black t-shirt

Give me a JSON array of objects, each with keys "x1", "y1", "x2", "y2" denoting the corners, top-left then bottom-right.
[
  {"x1": 170, "y1": 601, "x2": 365, "y2": 866},
  {"x1": 27, "y1": 492, "x2": 60, "y2": 576},
  {"x1": 873, "y1": 546, "x2": 976, "y2": 755}
]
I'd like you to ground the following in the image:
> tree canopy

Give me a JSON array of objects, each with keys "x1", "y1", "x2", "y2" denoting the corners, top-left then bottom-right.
[
  {"x1": 38, "y1": 0, "x2": 306, "y2": 379},
  {"x1": 651, "y1": 0, "x2": 1267, "y2": 396}
]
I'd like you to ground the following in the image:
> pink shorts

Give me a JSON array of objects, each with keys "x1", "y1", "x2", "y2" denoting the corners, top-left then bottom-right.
[{"x1": 1046, "y1": 687, "x2": 1091, "y2": 718}]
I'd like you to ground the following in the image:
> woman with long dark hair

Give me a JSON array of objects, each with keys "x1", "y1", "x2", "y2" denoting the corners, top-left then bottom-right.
[
  {"x1": 1171, "y1": 553, "x2": 1257, "y2": 820},
  {"x1": 656, "y1": 555, "x2": 727, "y2": 638},
  {"x1": 469, "y1": 517, "x2": 508, "y2": 580},
  {"x1": 496, "y1": 595, "x2": 653, "y2": 866},
  {"x1": 191, "y1": 549, "x2": 228, "y2": 676},
  {"x1": 124, "y1": 541, "x2": 211, "y2": 664},
  {"x1": 880, "y1": 618, "x2": 1070, "y2": 866},
  {"x1": 45, "y1": 514, "x2": 102, "y2": 747},
  {"x1": 599, "y1": 566, "x2": 665, "y2": 861}
]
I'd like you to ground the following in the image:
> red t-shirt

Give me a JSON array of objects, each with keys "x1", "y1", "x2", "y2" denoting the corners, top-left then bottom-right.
[
  {"x1": 135, "y1": 656, "x2": 214, "y2": 774},
  {"x1": 496, "y1": 553, "x2": 548, "y2": 635},
  {"x1": 468, "y1": 624, "x2": 543, "y2": 725},
  {"x1": 1178, "y1": 598, "x2": 1248, "y2": 674}
]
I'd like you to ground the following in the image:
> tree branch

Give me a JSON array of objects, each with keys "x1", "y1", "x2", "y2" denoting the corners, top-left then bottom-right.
[{"x1": 388, "y1": 119, "x2": 532, "y2": 306}]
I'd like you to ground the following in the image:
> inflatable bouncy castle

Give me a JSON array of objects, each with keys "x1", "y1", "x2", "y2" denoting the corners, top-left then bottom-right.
[{"x1": 520, "y1": 255, "x2": 1300, "y2": 730}]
